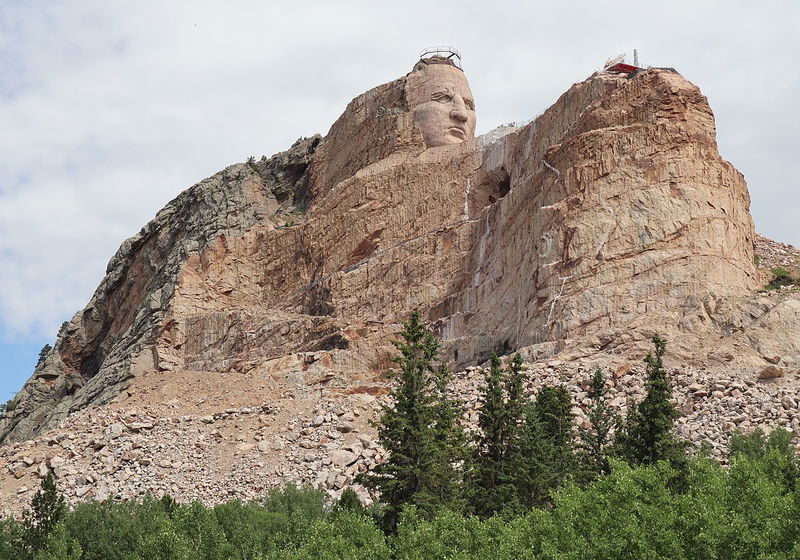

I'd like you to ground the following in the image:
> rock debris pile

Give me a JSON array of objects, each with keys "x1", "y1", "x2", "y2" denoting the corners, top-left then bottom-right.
[{"x1": 0, "y1": 350, "x2": 797, "y2": 516}]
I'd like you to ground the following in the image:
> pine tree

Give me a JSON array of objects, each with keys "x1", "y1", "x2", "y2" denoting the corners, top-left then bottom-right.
[
  {"x1": 421, "y1": 361, "x2": 468, "y2": 512},
  {"x1": 577, "y1": 369, "x2": 618, "y2": 481},
  {"x1": 615, "y1": 335, "x2": 687, "y2": 468},
  {"x1": 335, "y1": 488, "x2": 365, "y2": 515},
  {"x1": 468, "y1": 353, "x2": 527, "y2": 518},
  {"x1": 519, "y1": 384, "x2": 575, "y2": 508},
  {"x1": 36, "y1": 344, "x2": 52, "y2": 367},
  {"x1": 21, "y1": 471, "x2": 66, "y2": 558},
  {"x1": 358, "y1": 311, "x2": 466, "y2": 532}
]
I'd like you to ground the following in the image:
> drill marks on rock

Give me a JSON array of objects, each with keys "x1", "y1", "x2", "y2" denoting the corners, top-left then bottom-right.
[{"x1": 463, "y1": 177, "x2": 472, "y2": 221}]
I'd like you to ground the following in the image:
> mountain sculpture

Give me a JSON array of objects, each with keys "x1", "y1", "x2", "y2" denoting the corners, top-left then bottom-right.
[{"x1": 0, "y1": 54, "x2": 797, "y2": 509}]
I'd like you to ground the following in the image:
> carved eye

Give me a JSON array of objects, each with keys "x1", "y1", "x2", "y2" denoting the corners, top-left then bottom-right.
[
  {"x1": 432, "y1": 92, "x2": 453, "y2": 103},
  {"x1": 464, "y1": 99, "x2": 475, "y2": 111}
]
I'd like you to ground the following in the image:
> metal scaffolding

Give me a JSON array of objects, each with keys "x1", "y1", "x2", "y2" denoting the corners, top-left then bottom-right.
[{"x1": 418, "y1": 46, "x2": 462, "y2": 69}]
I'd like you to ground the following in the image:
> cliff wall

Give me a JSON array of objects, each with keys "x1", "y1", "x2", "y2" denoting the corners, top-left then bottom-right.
[{"x1": 0, "y1": 67, "x2": 782, "y2": 448}]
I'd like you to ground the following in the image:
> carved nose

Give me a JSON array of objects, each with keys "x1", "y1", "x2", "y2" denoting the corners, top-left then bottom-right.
[
  {"x1": 450, "y1": 95, "x2": 469, "y2": 123},
  {"x1": 450, "y1": 107, "x2": 468, "y2": 123}
]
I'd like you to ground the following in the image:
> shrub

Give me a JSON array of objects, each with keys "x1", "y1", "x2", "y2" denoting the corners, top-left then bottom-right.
[
  {"x1": 277, "y1": 513, "x2": 390, "y2": 560},
  {"x1": 766, "y1": 267, "x2": 797, "y2": 290},
  {"x1": 257, "y1": 483, "x2": 330, "y2": 520},
  {"x1": 729, "y1": 427, "x2": 798, "y2": 492},
  {"x1": 3, "y1": 399, "x2": 16, "y2": 414},
  {"x1": 245, "y1": 156, "x2": 260, "y2": 175}
]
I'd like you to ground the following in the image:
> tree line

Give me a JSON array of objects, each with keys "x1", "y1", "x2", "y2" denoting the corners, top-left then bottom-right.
[
  {"x1": 1, "y1": 312, "x2": 798, "y2": 558},
  {"x1": 360, "y1": 312, "x2": 692, "y2": 530}
]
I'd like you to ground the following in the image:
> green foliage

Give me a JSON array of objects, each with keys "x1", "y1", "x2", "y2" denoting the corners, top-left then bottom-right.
[
  {"x1": 63, "y1": 496, "x2": 184, "y2": 560},
  {"x1": 54, "y1": 493, "x2": 234, "y2": 559},
  {"x1": 135, "y1": 517, "x2": 193, "y2": 560},
  {"x1": 766, "y1": 266, "x2": 797, "y2": 290},
  {"x1": 32, "y1": 523, "x2": 82, "y2": 560},
  {"x1": 335, "y1": 488, "x2": 365, "y2": 516},
  {"x1": 394, "y1": 507, "x2": 528, "y2": 560},
  {"x1": 159, "y1": 493, "x2": 178, "y2": 515},
  {"x1": 4, "y1": 453, "x2": 800, "y2": 559},
  {"x1": 519, "y1": 384, "x2": 576, "y2": 508},
  {"x1": 6, "y1": 325, "x2": 800, "y2": 558},
  {"x1": 0, "y1": 517, "x2": 24, "y2": 559},
  {"x1": 531, "y1": 385, "x2": 574, "y2": 455},
  {"x1": 246, "y1": 156, "x2": 260, "y2": 175},
  {"x1": 614, "y1": 335, "x2": 687, "y2": 475},
  {"x1": 214, "y1": 500, "x2": 292, "y2": 558},
  {"x1": 677, "y1": 453, "x2": 800, "y2": 560},
  {"x1": 547, "y1": 460, "x2": 685, "y2": 559},
  {"x1": 170, "y1": 501, "x2": 232, "y2": 560},
  {"x1": 358, "y1": 311, "x2": 467, "y2": 532},
  {"x1": 256, "y1": 483, "x2": 330, "y2": 520},
  {"x1": 276, "y1": 513, "x2": 390, "y2": 560},
  {"x1": 395, "y1": 456, "x2": 800, "y2": 559},
  {"x1": 425, "y1": 359, "x2": 468, "y2": 513},
  {"x1": 214, "y1": 485, "x2": 331, "y2": 557},
  {"x1": 20, "y1": 472, "x2": 66, "y2": 558},
  {"x1": 3, "y1": 398, "x2": 16, "y2": 414},
  {"x1": 467, "y1": 353, "x2": 528, "y2": 518},
  {"x1": 36, "y1": 344, "x2": 52, "y2": 367},
  {"x1": 729, "y1": 427, "x2": 799, "y2": 492},
  {"x1": 577, "y1": 368, "x2": 619, "y2": 481}
]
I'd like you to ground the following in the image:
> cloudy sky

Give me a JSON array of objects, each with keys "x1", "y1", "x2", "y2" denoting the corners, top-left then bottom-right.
[{"x1": 1, "y1": 1, "x2": 798, "y2": 401}]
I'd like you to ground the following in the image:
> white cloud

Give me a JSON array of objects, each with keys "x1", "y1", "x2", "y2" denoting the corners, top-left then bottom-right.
[{"x1": 0, "y1": 0, "x2": 798, "y2": 342}]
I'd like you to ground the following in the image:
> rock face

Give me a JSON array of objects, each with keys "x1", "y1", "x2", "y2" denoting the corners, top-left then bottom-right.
[
  {"x1": 440, "y1": 70, "x2": 760, "y2": 360},
  {"x1": 0, "y1": 60, "x2": 794, "y2": 450},
  {"x1": 0, "y1": 138, "x2": 320, "y2": 443}
]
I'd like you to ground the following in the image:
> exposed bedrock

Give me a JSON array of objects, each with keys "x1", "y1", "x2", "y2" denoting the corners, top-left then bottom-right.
[{"x1": 3, "y1": 62, "x2": 788, "y2": 446}]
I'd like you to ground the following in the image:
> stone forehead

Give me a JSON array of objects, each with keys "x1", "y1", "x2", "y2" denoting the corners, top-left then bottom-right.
[{"x1": 406, "y1": 63, "x2": 474, "y2": 108}]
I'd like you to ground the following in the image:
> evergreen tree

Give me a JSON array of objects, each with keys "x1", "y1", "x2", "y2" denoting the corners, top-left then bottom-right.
[
  {"x1": 614, "y1": 335, "x2": 687, "y2": 469},
  {"x1": 577, "y1": 369, "x2": 618, "y2": 481},
  {"x1": 358, "y1": 311, "x2": 466, "y2": 532},
  {"x1": 421, "y1": 361, "x2": 468, "y2": 513},
  {"x1": 467, "y1": 353, "x2": 527, "y2": 518},
  {"x1": 21, "y1": 472, "x2": 66, "y2": 558},
  {"x1": 335, "y1": 488, "x2": 365, "y2": 515},
  {"x1": 520, "y1": 385, "x2": 575, "y2": 508},
  {"x1": 36, "y1": 344, "x2": 52, "y2": 367}
]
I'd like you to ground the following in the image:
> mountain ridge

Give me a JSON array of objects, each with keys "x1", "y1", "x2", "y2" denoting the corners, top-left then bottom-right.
[{"x1": 0, "y1": 61, "x2": 797, "y2": 511}]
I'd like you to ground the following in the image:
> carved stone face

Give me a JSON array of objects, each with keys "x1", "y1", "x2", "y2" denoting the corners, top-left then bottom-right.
[{"x1": 406, "y1": 62, "x2": 476, "y2": 148}]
